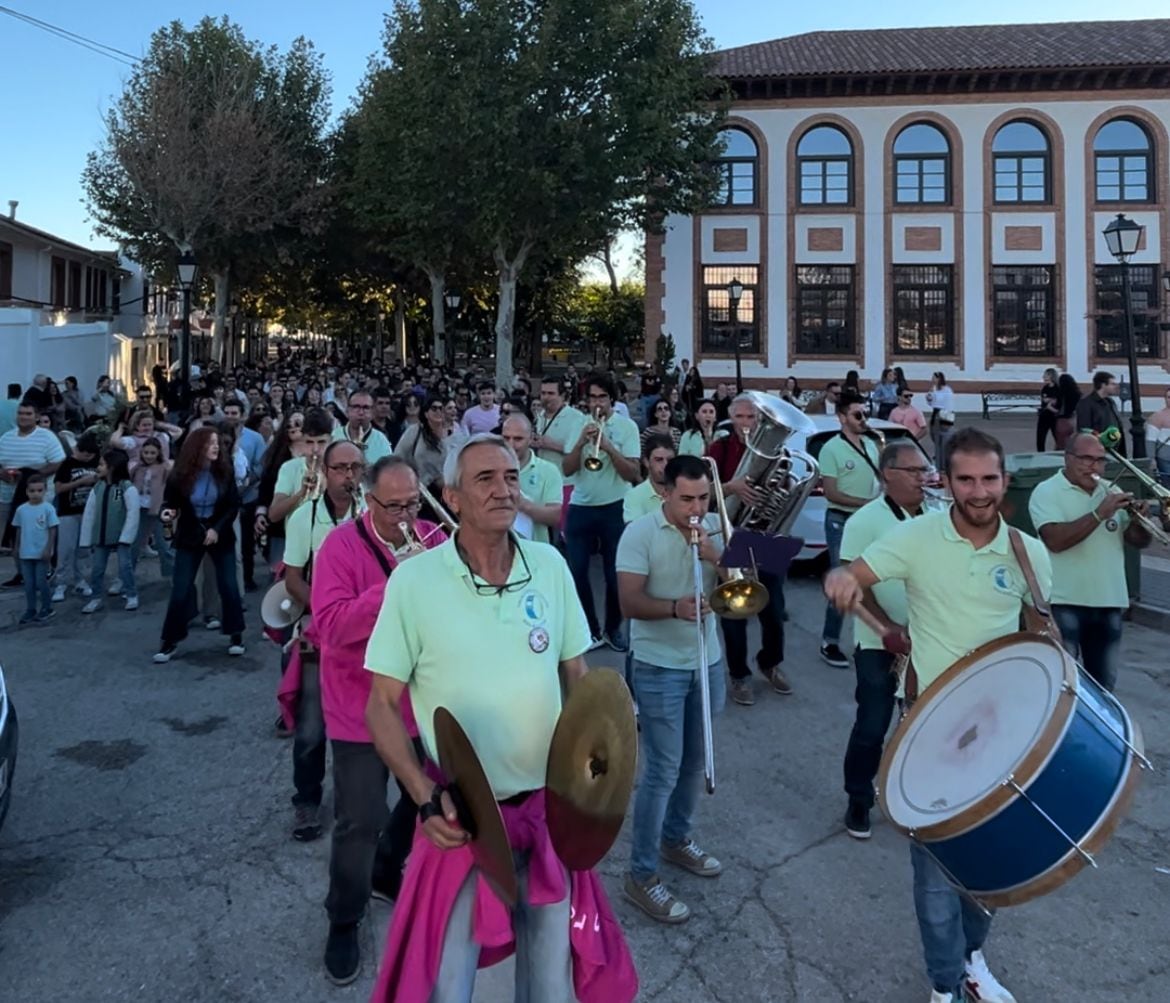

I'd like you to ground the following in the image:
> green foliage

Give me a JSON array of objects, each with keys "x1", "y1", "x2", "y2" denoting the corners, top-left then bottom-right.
[
  {"x1": 655, "y1": 332, "x2": 677, "y2": 376},
  {"x1": 558, "y1": 281, "x2": 645, "y2": 364}
]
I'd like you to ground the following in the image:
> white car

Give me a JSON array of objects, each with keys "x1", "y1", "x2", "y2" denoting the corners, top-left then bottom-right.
[{"x1": 786, "y1": 416, "x2": 933, "y2": 566}]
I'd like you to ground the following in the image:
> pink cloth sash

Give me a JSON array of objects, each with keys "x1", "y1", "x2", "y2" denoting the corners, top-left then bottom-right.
[{"x1": 370, "y1": 789, "x2": 637, "y2": 1003}]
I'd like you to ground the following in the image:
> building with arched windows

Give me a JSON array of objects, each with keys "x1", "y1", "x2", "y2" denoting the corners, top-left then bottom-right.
[{"x1": 645, "y1": 19, "x2": 1170, "y2": 406}]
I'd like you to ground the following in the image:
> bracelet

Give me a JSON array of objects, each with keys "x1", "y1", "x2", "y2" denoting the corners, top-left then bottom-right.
[
  {"x1": 418, "y1": 783, "x2": 444, "y2": 823},
  {"x1": 1091, "y1": 509, "x2": 1103, "y2": 523}
]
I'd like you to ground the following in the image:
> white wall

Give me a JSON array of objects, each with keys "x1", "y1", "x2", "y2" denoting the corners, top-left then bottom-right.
[{"x1": 0, "y1": 308, "x2": 119, "y2": 390}]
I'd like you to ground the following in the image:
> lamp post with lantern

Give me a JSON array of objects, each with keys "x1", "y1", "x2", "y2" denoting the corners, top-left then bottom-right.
[
  {"x1": 444, "y1": 289, "x2": 461, "y2": 367},
  {"x1": 727, "y1": 276, "x2": 744, "y2": 394},
  {"x1": 1102, "y1": 213, "x2": 1147, "y2": 458},
  {"x1": 176, "y1": 247, "x2": 198, "y2": 417}
]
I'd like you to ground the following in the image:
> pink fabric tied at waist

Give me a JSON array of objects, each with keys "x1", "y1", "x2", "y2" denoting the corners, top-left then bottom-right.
[{"x1": 370, "y1": 788, "x2": 637, "y2": 1003}]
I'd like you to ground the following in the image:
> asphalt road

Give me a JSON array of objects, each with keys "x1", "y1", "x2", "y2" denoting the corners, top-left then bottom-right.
[{"x1": 1, "y1": 547, "x2": 1168, "y2": 1002}]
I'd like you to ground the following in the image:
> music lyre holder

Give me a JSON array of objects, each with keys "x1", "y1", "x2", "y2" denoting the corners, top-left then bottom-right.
[{"x1": 721, "y1": 529, "x2": 803, "y2": 578}]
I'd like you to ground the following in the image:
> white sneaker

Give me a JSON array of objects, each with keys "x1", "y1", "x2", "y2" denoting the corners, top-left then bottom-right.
[
  {"x1": 587, "y1": 635, "x2": 605, "y2": 652},
  {"x1": 964, "y1": 950, "x2": 1016, "y2": 1003},
  {"x1": 75, "y1": 583, "x2": 93, "y2": 598},
  {"x1": 51, "y1": 585, "x2": 66, "y2": 603},
  {"x1": 929, "y1": 992, "x2": 954, "y2": 1003},
  {"x1": 124, "y1": 596, "x2": 139, "y2": 611},
  {"x1": 143, "y1": 545, "x2": 158, "y2": 558},
  {"x1": 227, "y1": 638, "x2": 246, "y2": 656},
  {"x1": 81, "y1": 599, "x2": 102, "y2": 614},
  {"x1": 107, "y1": 580, "x2": 123, "y2": 596},
  {"x1": 205, "y1": 617, "x2": 222, "y2": 630}
]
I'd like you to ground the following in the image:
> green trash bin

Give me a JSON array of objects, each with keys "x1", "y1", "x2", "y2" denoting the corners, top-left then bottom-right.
[{"x1": 1003, "y1": 452, "x2": 1152, "y2": 602}]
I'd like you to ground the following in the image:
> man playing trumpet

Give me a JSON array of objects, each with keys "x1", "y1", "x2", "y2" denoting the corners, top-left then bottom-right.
[{"x1": 617, "y1": 454, "x2": 726, "y2": 924}]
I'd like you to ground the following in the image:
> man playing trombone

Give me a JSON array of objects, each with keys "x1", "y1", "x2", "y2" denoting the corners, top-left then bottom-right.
[
  {"x1": 1029, "y1": 432, "x2": 1161, "y2": 692},
  {"x1": 617, "y1": 454, "x2": 726, "y2": 924}
]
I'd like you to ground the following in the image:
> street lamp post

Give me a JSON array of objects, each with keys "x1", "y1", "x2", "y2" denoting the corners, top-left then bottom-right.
[
  {"x1": 444, "y1": 289, "x2": 461, "y2": 368},
  {"x1": 727, "y1": 277, "x2": 744, "y2": 394},
  {"x1": 176, "y1": 248, "x2": 197, "y2": 417},
  {"x1": 1102, "y1": 213, "x2": 1147, "y2": 458}
]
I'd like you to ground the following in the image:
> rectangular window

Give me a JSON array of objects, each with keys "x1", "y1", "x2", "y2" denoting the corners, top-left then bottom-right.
[
  {"x1": 716, "y1": 160, "x2": 757, "y2": 207},
  {"x1": 892, "y1": 265, "x2": 954, "y2": 355},
  {"x1": 67, "y1": 261, "x2": 82, "y2": 309},
  {"x1": 992, "y1": 266, "x2": 1056, "y2": 356},
  {"x1": 0, "y1": 241, "x2": 12, "y2": 300},
  {"x1": 795, "y1": 266, "x2": 855, "y2": 355},
  {"x1": 994, "y1": 155, "x2": 1049, "y2": 203},
  {"x1": 50, "y1": 256, "x2": 66, "y2": 308},
  {"x1": 799, "y1": 159, "x2": 850, "y2": 206},
  {"x1": 1095, "y1": 154, "x2": 1151, "y2": 203},
  {"x1": 700, "y1": 265, "x2": 760, "y2": 355},
  {"x1": 1094, "y1": 264, "x2": 1161, "y2": 358},
  {"x1": 895, "y1": 157, "x2": 948, "y2": 204}
]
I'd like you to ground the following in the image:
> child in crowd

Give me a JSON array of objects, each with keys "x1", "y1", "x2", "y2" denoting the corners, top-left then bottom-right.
[
  {"x1": 80, "y1": 447, "x2": 141, "y2": 613},
  {"x1": 12, "y1": 473, "x2": 59, "y2": 624},
  {"x1": 130, "y1": 436, "x2": 175, "y2": 577},
  {"x1": 52, "y1": 433, "x2": 101, "y2": 602}
]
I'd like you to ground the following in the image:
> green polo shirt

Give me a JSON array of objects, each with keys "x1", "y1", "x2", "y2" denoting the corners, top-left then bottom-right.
[
  {"x1": 568, "y1": 412, "x2": 640, "y2": 507},
  {"x1": 284, "y1": 496, "x2": 358, "y2": 570},
  {"x1": 840, "y1": 495, "x2": 916, "y2": 651},
  {"x1": 275, "y1": 455, "x2": 308, "y2": 498},
  {"x1": 331, "y1": 424, "x2": 392, "y2": 463},
  {"x1": 1029, "y1": 471, "x2": 1129, "y2": 609},
  {"x1": 860, "y1": 510, "x2": 1052, "y2": 692},
  {"x1": 818, "y1": 433, "x2": 881, "y2": 512},
  {"x1": 535, "y1": 405, "x2": 588, "y2": 484},
  {"x1": 615, "y1": 509, "x2": 723, "y2": 669},
  {"x1": 365, "y1": 536, "x2": 590, "y2": 799},
  {"x1": 518, "y1": 451, "x2": 564, "y2": 546},
  {"x1": 677, "y1": 429, "x2": 708, "y2": 457},
  {"x1": 623, "y1": 479, "x2": 664, "y2": 523}
]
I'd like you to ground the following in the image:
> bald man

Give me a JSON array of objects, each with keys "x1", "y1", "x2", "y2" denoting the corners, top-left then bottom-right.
[{"x1": 500, "y1": 414, "x2": 564, "y2": 545}]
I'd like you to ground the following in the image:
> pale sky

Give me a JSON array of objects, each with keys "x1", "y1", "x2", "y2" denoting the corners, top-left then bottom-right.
[{"x1": 0, "y1": 0, "x2": 1165, "y2": 259}]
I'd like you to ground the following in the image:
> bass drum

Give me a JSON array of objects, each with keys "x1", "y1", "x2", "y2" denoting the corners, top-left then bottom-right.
[{"x1": 878, "y1": 632, "x2": 1147, "y2": 907}]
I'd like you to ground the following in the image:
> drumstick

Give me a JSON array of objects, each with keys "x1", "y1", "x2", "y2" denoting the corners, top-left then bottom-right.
[{"x1": 851, "y1": 603, "x2": 911, "y2": 675}]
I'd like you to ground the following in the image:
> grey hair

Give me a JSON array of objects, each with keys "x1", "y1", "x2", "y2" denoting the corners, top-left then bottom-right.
[
  {"x1": 442, "y1": 432, "x2": 517, "y2": 489},
  {"x1": 501, "y1": 412, "x2": 533, "y2": 435},
  {"x1": 879, "y1": 439, "x2": 920, "y2": 472},
  {"x1": 1065, "y1": 432, "x2": 1100, "y2": 458},
  {"x1": 729, "y1": 393, "x2": 757, "y2": 413}
]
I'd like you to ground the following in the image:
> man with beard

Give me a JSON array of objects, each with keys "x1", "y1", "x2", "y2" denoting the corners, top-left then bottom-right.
[{"x1": 824, "y1": 427, "x2": 1047, "y2": 1003}]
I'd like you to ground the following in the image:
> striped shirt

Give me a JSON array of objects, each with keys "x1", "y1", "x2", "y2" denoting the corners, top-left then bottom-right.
[{"x1": 0, "y1": 428, "x2": 65, "y2": 503}]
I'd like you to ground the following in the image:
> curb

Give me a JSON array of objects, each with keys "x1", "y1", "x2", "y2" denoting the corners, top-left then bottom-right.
[{"x1": 1132, "y1": 603, "x2": 1170, "y2": 632}]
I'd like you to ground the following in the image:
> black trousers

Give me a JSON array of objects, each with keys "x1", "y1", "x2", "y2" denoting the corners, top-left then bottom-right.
[
  {"x1": 239, "y1": 500, "x2": 259, "y2": 585},
  {"x1": 292, "y1": 656, "x2": 326, "y2": 808},
  {"x1": 325, "y1": 739, "x2": 417, "y2": 925},
  {"x1": 842, "y1": 647, "x2": 898, "y2": 809},
  {"x1": 719, "y1": 569, "x2": 786, "y2": 681},
  {"x1": 1036, "y1": 409, "x2": 1058, "y2": 451}
]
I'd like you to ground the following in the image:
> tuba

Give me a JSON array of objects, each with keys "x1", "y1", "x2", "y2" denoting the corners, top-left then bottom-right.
[{"x1": 722, "y1": 391, "x2": 820, "y2": 538}]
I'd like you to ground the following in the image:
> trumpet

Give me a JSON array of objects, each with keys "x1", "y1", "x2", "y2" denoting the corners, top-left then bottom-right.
[
  {"x1": 688, "y1": 515, "x2": 716, "y2": 795},
  {"x1": 395, "y1": 521, "x2": 427, "y2": 558},
  {"x1": 419, "y1": 481, "x2": 459, "y2": 535},
  {"x1": 702, "y1": 456, "x2": 769, "y2": 619},
  {"x1": 1091, "y1": 473, "x2": 1170, "y2": 545},
  {"x1": 583, "y1": 407, "x2": 605, "y2": 472}
]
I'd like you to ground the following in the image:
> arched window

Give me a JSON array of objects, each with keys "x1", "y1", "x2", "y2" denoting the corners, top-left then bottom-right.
[
  {"x1": 1094, "y1": 118, "x2": 1154, "y2": 203},
  {"x1": 993, "y1": 121, "x2": 1050, "y2": 204},
  {"x1": 714, "y1": 128, "x2": 758, "y2": 207},
  {"x1": 797, "y1": 125, "x2": 852, "y2": 206},
  {"x1": 893, "y1": 123, "x2": 950, "y2": 204}
]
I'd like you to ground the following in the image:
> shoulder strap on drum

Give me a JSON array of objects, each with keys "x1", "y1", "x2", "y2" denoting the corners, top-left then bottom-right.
[{"x1": 1008, "y1": 527, "x2": 1063, "y2": 642}]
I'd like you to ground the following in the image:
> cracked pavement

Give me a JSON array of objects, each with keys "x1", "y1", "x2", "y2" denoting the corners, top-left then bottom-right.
[{"x1": 1, "y1": 557, "x2": 1168, "y2": 1003}]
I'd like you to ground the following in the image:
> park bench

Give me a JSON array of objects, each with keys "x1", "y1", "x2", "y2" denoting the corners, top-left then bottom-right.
[{"x1": 981, "y1": 391, "x2": 1037, "y2": 419}]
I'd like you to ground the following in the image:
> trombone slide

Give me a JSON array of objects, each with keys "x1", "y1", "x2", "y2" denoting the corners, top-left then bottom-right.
[
  {"x1": 1091, "y1": 474, "x2": 1170, "y2": 545},
  {"x1": 689, "y1": 516, "x2": 716, "y2": 795}
]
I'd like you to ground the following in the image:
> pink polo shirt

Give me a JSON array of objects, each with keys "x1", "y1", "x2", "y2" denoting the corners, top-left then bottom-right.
[
  {"x1": 310, "y1": 512, "x2": 446, "y2": 743},
  {"x1": 889, "y1": 404, "x2": 927, "y2": 439}
]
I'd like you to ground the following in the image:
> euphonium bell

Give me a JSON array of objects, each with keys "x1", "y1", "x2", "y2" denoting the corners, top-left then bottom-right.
[
  {"x1": 583, "y1": 407, "x2": 605, "y2": 471},
  {"x1": 702, "y1": 456, "x2": 769, "y2": 619}
]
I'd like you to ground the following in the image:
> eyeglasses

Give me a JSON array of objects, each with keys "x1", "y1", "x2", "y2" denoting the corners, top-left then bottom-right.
[
  {"x1": 1072, "y1": 454, "x2": 1107, "y2": 465},
  {"x1": 427, "y1": 404, "x2": 444, "y2": 412},
  {"x1": 327, "y1": 462, "x2": 366, "y2": 475},
  {"x1": 888, "y1": 465, "x2": 931, "y2": 477},
  {"x1": 846, "y1": 410, "x2": 866, "y2": 420},
  {"x1": 367, "y1": 496, "x2": 421, "y2": 515},
  {"x1": 459, "y1": 539, "x2": 533, "y2": 596}
]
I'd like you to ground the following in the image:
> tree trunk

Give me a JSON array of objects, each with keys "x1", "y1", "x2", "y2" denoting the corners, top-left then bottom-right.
[
  {"x1": 394, "y1": 301, "x2": 407, "y2": 362},
  {"x1": 493, "y1": 239, "x2": 531, "y2": 392},
  {"x1": 210, "y1": 270, "x2": 230, "y2": 367},
  {"x1": 425, "y1": 268, "x2": 446, "y2": 364},
  {"x1": 601, "y1": 237, "x2": 619, "y2": 296}
]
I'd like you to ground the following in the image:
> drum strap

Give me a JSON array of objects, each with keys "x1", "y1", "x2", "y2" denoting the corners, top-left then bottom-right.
[{"x1": 1008, "y1": 528, "x2": 1063, "y2": 643}]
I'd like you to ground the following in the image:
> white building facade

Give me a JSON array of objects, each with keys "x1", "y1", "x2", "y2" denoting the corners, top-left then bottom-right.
[{"x1": 646, "y1": 20, "x2": 1170, "y2": 409}]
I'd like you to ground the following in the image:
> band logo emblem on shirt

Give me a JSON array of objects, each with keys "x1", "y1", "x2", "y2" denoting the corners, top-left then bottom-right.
[
  {"x1": 844, "y1": 460, "x2": 856, "y2": 471},
  {"x1": 991, "y1": 565, "x2": 1015, "y2": 594},
  {"x1": 528, "y1": 627, "x2": 550, "y2": 653}
]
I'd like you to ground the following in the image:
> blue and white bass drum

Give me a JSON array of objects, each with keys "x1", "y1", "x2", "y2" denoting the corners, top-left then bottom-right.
[{"x1": 877, "y1": 632, "x2": 1149, "y2": 907}]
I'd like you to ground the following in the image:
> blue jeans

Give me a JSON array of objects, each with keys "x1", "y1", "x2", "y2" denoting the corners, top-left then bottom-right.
[
  {"x1": 434, "y1": 850, "x2": 572, "y2": 1003},
  {"x1": 821, "y1": 510, "x2": 849, "y2": 643},
  {"x1": 629, "y1": 656, "x2": 725, "y2": 882},
  {"x1": 131, "y1": 511, "x2": 175, "y2": 577},
  {"x1": 564, "y1": 501, "x2": 624, "y2": 638},
  {"x1": 292, "y1": 653, "x2": 326, "y2": 808},
  {"x1": 90, "y1": 544, "x2": 136, "y2": 600},
  {"x1": 161, "y1": 544, "x2": 244, "y2": 644},
  {"x1": 1051, "y1": 604, "x2": 1123, "y2": 693},
  {"x1": 910, "y1": 842, "x2": 993, "y2": 994},
  {"x1": 842, "y1": 647, "x2": 898, "y2": 808},
  {"x1": 20, "y1": 558, "x2": 50, "y2": 615}
]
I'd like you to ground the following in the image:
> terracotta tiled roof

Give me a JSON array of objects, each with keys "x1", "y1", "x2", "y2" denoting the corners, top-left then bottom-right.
[{"x1": 715, "y1": 19, "x2": 1170, "y2": 79}]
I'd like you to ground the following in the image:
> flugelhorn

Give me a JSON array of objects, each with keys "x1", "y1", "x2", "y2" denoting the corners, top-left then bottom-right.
[
  {"x1": 688, "y1": 515, "x2": 716, "y2": 795},
  {"x1": 583, "y1": 407, "x2": 605, "y2": 471},
  {"x1": 702, "y1": 455, "x2": 769, "y2": 619}
]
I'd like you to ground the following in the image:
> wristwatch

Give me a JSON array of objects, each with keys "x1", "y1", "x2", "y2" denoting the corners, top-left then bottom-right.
[{"x1": 418, "y1": 784, "x2": 445, "y2": 823}]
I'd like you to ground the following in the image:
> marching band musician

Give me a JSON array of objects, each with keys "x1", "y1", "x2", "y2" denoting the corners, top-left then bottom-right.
[
  {"x1": 817, "y1": 389, "x2": 882, "y2": 669},
  {"x1": 563, "y1": 372, "x2": 641, "y2": 651},
  {"x1": 330, "y1": 388, "x2": 392, "y2": 462},
  {"x1": 617, "y1": 454, "x2": 726, "y2": 924},
  {"x1": 838, "y1": 440, "x2": 929, "y2": 841},
  {"x1": 500, "y1": 414, "x2": 564, "y2": 544},
  {"x1": 309, "y1": 456, "x2": 448, "y2": 986},
  {"x1": 623, "y1": 433, "x2": 676, "y2": 524},
  {"x1": 281, "y1": 440, "x2": 367, "y2": 844},
  {"x1": 825, "y1": 428, "x2": 1049, "y2": 1003},
  {"x1": 534, "y1": 376, "x2": 588, "y2": 479},
  {"x1": 707, "y1": 394, "x2": 792, "y2": 704},
  {"x1": 1029, "y1": 432, "x2": 1155, "y2": 692},
  {"x1": 363, "y1": 433, "x2": 636, "y2": 1003}
]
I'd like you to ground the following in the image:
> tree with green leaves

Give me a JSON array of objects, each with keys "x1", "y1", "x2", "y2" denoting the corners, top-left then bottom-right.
[
  {"x1": 83, "y1": 16, "x2": 331, "y2": 363},
  {"x1": 352, "y1": 0, "x2": 726, "y2": 389}
]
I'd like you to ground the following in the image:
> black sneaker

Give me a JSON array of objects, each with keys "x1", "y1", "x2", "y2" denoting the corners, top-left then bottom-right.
[
  {"x1": 1, "y1": 575, "x2": 23, "y2": 589},
  {"x1": 845, "y1": 802, "x2": 872, "y2": 840},
  {"x1": 153, "y1": 644, "x2": 178, "y2": 664},
  {"x1": 323, "y1": 921, "x2": 361, "y2": 985},
  {"x1": 820, "y1": 642, "x2": 850, "y2": 669},
  {"x1": 370, "y1": 869, "x2": 403, "y2": 904},
  {"x1": 292, "y1": 803, "x2": 323, "y2": 842}
]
